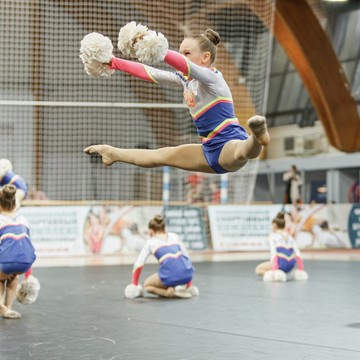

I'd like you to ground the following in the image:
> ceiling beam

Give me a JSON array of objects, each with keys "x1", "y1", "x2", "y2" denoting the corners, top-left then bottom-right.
[{"x1": 274, "y1": 0, "x2": 360, "y2": 152}]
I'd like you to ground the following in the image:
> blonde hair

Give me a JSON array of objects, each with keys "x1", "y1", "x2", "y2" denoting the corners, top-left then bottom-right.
[
  {"x1": 0, "y1": 184, "x2": 17, "y2": 211},
  {"x1": 188, "y1": 29, "x2": 221, "y2": 64},
  {"x1": 148, "y1": 214, "x2": 166, "y2": 233}
]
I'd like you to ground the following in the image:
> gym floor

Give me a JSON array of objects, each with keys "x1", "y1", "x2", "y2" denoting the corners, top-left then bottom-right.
[{"x1": 1, "y1": 259, "x2": 360, "y2": 360}]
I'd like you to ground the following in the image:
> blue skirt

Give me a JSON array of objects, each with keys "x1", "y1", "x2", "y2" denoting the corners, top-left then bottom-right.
[{"x1": 158, "y1": 256, "x2": 194, "y2": 287}]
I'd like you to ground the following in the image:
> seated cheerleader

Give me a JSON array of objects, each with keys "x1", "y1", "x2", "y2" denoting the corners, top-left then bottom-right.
[
  {"x1": 0, "y1": 185, "x2": 38, "y2": 319},
  {"x1": 125, "y1": 214, "x2": 199, "y2": 299},
  {"x1": 255, "y1": 211, "x2": 309, "y2": 282}
]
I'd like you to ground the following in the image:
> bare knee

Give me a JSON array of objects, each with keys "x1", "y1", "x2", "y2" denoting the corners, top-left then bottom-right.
[
  {"x1": 144, "y1": 285, "x2": 153, "y2": 293},
  {"x1": 144, "y1": 278, "x2": 151, "y2": 288}
]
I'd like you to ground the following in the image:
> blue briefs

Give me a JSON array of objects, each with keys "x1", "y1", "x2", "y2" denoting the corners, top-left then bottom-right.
[
  {"x1": 202, "y1": 143, "x2": 228, "y2": 174},
  {"x1": 201, "y1": 125, "x2": 249, "y2": 174},
  {"x1": 0, "y1": 262, "x2": 32, "y2": 275}
]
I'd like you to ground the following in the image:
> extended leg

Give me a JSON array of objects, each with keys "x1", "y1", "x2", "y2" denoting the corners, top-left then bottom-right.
[
  {"x1": 219, "y1": 115, "x2": 270, "y2": 172},
  {"x1": 84, "y1": 144, "x2": 215, "y2": 173}
]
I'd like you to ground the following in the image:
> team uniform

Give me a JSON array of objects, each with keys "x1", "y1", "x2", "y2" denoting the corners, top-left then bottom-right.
[
  {"x1": 269, "y1": 232, "x2": 303, "y2": 273},
  {"x1": 0, "y1": 171, "x2": 28, "y2": 197},
  {"x1": 131, "y1": 232, "x2": 194, "y2": 287},
  {"x1": 0, "y1": 214, "x2": 36, "y2": 275},
  {"x1": 110, "y1": 50, "x2": 249, "y2": 174}
]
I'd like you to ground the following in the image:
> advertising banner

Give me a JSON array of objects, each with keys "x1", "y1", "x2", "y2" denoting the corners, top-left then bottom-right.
[
  {"x1": 208, "y1": 205, "x2": 281, "y2": 251},
  {"x1": 20, "y1": 203, "x2": 356, "y2": 257},
  {"x1": 20, "y1": 205, "x2": 162, "y2": 256},
  {"x1": 164, "y1": 206, "x2": 208, "y2": 250},
  {"x1": 209, "y1": 203, "x2": 353, "y2": 251}
]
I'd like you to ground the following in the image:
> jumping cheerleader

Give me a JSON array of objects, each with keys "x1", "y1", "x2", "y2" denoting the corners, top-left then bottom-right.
[
  {"x1": 124, "y1": 214, "x2": 198, "y2": 299},
  {"x1": 83, "y1": 26, "x2": 269, "y2": 174}
]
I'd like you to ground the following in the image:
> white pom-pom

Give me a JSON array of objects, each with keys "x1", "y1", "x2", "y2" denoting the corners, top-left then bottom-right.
[
  {"x1": 80, "y1": 32, "x2": 115, "y2": 78},
  {"x1": 187, "y1": 285, "x2": 199, "y2": 297},
  {"x1": 263, "y1": 270, "x2": 287, "y2": 282},
  {"x1": 81, "y1": 59, "x2": 114, "y2": 79},
  {"x1": 135, "y1": 30, "x2": 169, "y2": 65},
  {"x1": 124, "y1": 284, "x2": 143, "y2": 299},
  {"x1": 292, "y1": 269, "x2": 309, "y2": 281},
  {"x1": 263, "y1": 270, "x2": 274, "y2": 282},
  {"x1": 273, "y1": 270, "x2": 287, "y2": 282},
  {"x1": 0, "y1": 158, "x2": 13, "y2": 178},
  {"x1": 118, "y1": 21, "x2": 148, "y2": 58},
  {"x1": 80, "y1": 32, "x2": 114, "y2": 62},
  {"x1": 16, "y1": 275, "x2": 41, "y2": 305}
]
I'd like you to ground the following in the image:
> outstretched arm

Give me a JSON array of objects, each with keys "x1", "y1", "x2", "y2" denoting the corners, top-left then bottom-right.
[
  {"x1": 164, "y1": 50, "x2": 219, "y2": 84},
  {"x1": 110, "y1": 57, "x2": 182, "y2": 86}
]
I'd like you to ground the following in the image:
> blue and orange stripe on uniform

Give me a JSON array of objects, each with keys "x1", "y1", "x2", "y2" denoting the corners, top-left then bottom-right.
[
  {"x1": 199, "y1": 118, "x2": 239, "y2": 143},
  {"x1": 192, "y1": 97, "x2": 233, "y2": 121}
]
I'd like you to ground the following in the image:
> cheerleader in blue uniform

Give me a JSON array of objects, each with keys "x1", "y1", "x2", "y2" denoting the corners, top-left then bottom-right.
[
  {"x1": 255, "y1": 212, "x2": 309, "y2": 282},
  {"x1": 0, "y1": 184, "x2": 37, "y2": 318},
  {"x1": 124, "y1": 215, "x2": 199, "y2": 299},
  {"x1": 84, "y1": 27, "x2": 269, "y2": 174}
]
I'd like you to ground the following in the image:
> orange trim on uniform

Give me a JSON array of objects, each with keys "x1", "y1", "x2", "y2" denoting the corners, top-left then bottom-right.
[
  {"x1": 199, "y1": 118, "x2": 238, "y2": 143},
  {"x1": 193, "y1": 97, "x2": 233, "y2": 120}
]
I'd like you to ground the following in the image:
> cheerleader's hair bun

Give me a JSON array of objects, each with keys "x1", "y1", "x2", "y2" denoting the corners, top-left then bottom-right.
[
  {"x1": 148, "y1": 214, "x2": 166, "y2": 232},
  {"x1": 204, "y1": 29, "x2": 221, "y2": 46},
  {"x1": 272, "y1": 211, "x2": 286, "y2": 229},
  {"x1": 1, "y1": 184, "x2": 17, "y2": 199},
  {"x1": 0, "y1": 184, "x2": 17, "y2": 212}
]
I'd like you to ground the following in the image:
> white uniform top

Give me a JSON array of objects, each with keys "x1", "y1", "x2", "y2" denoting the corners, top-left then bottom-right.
[
  {"x1": 268, "y1": 231, "x2": 301, "y2": 262},
  {"x1": 134, "y1": 232, "x2": 190, "y2": 269}
]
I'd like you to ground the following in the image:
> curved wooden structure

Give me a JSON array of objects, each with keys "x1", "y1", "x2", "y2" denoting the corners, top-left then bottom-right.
[{"x1": 274, "y1": 0, "x2": 360, "y2": 152}]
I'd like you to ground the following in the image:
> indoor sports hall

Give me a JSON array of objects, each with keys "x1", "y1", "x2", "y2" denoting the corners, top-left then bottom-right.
[{"x1": 0, "y1": 0, "x2": 360, "y2": 359}]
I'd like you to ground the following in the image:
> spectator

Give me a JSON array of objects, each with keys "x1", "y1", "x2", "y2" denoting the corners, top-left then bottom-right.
[
  {"x1": 283, "y1": 165, "x2": 302, "y2": 205},
  {"x1": 209, "y1": 181, "x2": 221, "y2": 204},
  {"x1": 28, "y1": 186, "x2": 48, "y2": 201},
  {"x1": 185, "y1": 173, "x2": 205, "y2": 204}
]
